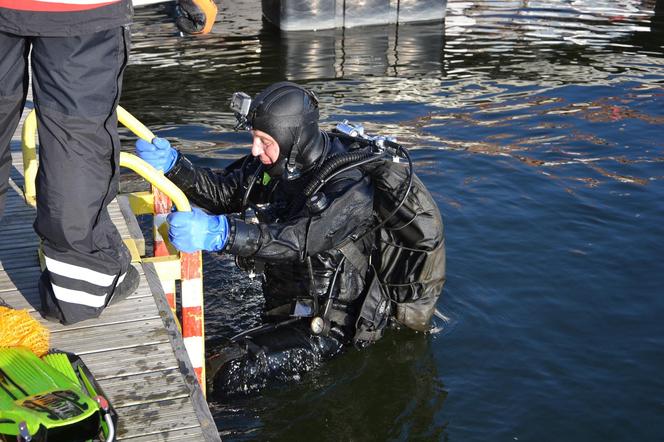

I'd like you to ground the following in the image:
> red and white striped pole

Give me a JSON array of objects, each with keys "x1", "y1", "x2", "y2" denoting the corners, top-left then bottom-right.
[
  {"x1": 153, "y1": 188, "x2": 177, "y2": 315},
  {"x1": 154, "y1": 183, "x2": 205, "y2": 391},
  {"x1": 180, "y1": 250, "x2": 205, "y2": 391}
]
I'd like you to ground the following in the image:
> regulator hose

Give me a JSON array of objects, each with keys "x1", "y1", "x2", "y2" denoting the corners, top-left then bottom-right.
[
  {"x1": 241, "y1": 159, "x2": 264, "y2": 215},
  {"x1": 303, "y1": 150, "x2": 381, "y2": 198}
]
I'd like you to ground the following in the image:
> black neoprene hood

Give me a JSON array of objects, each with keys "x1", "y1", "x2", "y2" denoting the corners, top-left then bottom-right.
[{"x1": 248, "y1": 82, "x2": 324, "y2": 177}]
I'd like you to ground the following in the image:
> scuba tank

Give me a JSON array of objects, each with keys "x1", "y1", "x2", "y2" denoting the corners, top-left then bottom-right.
[{"x1": 305, "y1": 122, "x2": 446, "y2": 341}]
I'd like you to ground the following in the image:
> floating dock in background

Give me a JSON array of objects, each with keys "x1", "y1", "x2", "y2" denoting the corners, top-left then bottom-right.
[
  {"x1": 0, "y1": 100, "x2": 220, "y2": 441},
  {"x1": 261, "y1": 0, "x2": 447, "y2": 31}
]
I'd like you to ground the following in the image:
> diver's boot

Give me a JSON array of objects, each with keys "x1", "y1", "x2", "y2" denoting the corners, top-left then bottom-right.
[{"x1": 108, "y1": 265, "x2": 140, "y2": 306}]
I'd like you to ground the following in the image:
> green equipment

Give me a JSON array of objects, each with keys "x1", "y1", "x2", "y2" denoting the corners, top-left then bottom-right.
[{"x1": 0, "y1": 347, "x2": 117, "y2": 442}]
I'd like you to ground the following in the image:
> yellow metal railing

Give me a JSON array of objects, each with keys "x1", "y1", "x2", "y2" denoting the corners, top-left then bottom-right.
[
  {"x1": 21, "y1": 107, "x2": 206, "y2": 394},
  {"x1": 21, "y1": 111, "x2": 38, "y2": 207}
]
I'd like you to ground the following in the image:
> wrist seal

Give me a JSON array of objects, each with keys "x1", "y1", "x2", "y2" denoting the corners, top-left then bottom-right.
[
  {"x1": 225, "y1": 218, "x2": 262, "y2": 256},
  {"x1": 165, "y1": 152, "x2": 197, "y2": 187}
]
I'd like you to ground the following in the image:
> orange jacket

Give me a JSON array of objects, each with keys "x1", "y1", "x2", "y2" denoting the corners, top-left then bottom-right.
[
  {"x1": 0, "y1": 0, "x2": 130, "y2": 36},
  {"x1": 0, "y1": 0, "x2": 121, "y2": 12}
]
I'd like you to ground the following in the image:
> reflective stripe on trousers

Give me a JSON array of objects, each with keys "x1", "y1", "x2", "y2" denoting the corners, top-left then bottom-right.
[{"x1": 45, "y1": 254, "x2": 127, "y2": 308}]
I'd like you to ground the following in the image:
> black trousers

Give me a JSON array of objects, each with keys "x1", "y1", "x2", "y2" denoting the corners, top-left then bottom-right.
[{"x1": 0, "y1": 27, "x2": 132, "y2": 324}]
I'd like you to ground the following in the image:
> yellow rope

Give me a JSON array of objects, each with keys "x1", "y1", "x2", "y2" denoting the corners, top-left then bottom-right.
[{"x1": 0, "y1": 306, "x2": 50, "y2": 357}]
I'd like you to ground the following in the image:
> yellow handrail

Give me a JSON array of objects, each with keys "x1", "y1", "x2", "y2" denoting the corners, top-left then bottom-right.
[
  {"x1": 20, "y1": 107, "x2": 189, "y2": 212},
  {"x1": 119, "y1": 153, "x2": 191, "y2": 212},
  {"x1": 117, "y1": 105, "x2": 155, "y2": 142},
  {"x1": 21, "y1": 110, "x2": 38, "y2": 207}
]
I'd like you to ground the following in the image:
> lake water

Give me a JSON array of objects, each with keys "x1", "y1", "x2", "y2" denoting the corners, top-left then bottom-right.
[{"x1": 121, "y1": 1, "x2": 664, "y2": 440}]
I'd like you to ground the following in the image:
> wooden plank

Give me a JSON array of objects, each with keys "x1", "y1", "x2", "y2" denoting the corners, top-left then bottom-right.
[
  {"x1": 1, "y1": 184, "x2": 31, "y2": 203},
  {"x1": 0, "y1": 253, "x2": 39, "y2": 271},
  {"x1": 0, "y1": 211, "x2": 34, "y2": 223},
  {"x1": 0, "y1": 206, "x2": 34, "y2": 218},
  {"x1": 0, "y1": 200, "x2": 32, "y2": 211},
  {"x1": 0, "y1": 286, "x2": 40, "y2": 311},
  {"x1": 10, "y1": 150, "x2": 27, "y2": 160},
  {"x1": 49, "y1": 317, "x2": 171, "y2": 355},
  {"x1": 96, "y1": 368, "x2": 190, "y2": 408},
  {"x1": 7, "y1": 173, "x2": 25, "y2": 186},
  {"x1": 0, "y1": 265, "x2": 39, "y2": 278},
  {"x1": 0, "y1": 236, "x2": 39, "y2": 250},
  {"x1": 10, "y1": 151, "x2": 25, "y2": 163},
  {"x1": 0, "y1": 211, "x2": 36, "y2": 227},
  {"x1": 46, "y1": 295, "x2": 160, "y2": 332},
  {"x1": 114, "y1": 398, "x2": 203, "y2": 440},
  {"x1": 1, "y1": 192, "x2": 29, "y2": 208},
  {"x1": 0, "y1": 267, "x2": 40, "y2": 293},
  {"x1": 2, "y1": 182, "x2": 25, "y2": 196},
  {"x1": 0, "y1": 244, "x2": 37, "y2": 260},
  {"x1": 0, "y1": 195, "x2": 31, "y2": 210},
  {"x1": 0, "y1": 224, "x2": 37, "y2": 237},
  {"x1": 79, "y1": 342, "x2": 179, "y2": 380},
  {"x1": 118, "y1": 425, "x2": 205, "y2": 441},
  {"x1": 0, "y1": 198, "x2": 32, "y2": 212},
  {"x1": 0, "y1": 229, "x2": 38, "y2": 242},
  {"x1": 143, "y1": 262, "x2": 221, "y2": 442}
]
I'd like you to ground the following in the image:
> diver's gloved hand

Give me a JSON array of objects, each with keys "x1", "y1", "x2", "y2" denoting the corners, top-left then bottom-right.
[
  {"x1": 135, "y1": 137, "x2": 178, "y2": 173},
  {"x1": 167, "y1": 208, "x2": 229, "y2": 253},
  {"x1": 175, "y1": 0, "x2": 218, "y2": 35}
]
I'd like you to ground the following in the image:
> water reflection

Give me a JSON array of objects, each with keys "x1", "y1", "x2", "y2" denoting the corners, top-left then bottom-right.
[
  {"x1": 256, "y1": 20, "x2": 445, "y2": 80},
  {"x1": 444, "y1": 0, "x2": 664, "y2": 82},
  {"x1": 123, "y1": 15, "x2": 447, "y2": 104},
  {"x1": 123, "y1": 0, "x2": 663, "y2": 142}
]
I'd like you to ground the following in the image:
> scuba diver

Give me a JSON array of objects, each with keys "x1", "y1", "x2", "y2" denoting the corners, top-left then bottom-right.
[{"x1": 135, "y1": 81, "x2": 445, "y2": 397}]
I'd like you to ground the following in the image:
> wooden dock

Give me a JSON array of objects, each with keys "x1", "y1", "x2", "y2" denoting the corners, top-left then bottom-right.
[{"x1": 0, "y1": 103, "x2": 220, "y2": 441}]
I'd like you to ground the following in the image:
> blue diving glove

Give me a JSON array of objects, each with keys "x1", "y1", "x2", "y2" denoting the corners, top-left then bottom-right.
[
  {"x1": 135, "y1": 137, "x2": 178, "y2": 173},
  {"x1": 167, "y1": 208, "x2": 229, "y2": 253}
]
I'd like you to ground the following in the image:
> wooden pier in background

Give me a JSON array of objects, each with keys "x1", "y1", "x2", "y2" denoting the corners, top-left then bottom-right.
[{"x1": 0, "y1": 101, "x2": 220, "y2": 441}]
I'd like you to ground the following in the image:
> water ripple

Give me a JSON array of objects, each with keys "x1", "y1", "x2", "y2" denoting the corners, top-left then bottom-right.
[{"x1": 122, "y1": 1, "x2": 664, "y2": 440}]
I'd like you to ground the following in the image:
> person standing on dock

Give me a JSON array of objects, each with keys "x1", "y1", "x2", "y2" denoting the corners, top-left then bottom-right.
[
  {"x1": 135, "y1": 81, "x2": 446, "y2": 396},
  {"x1": 0, "y1": 0, "x2": 139, "y2": 324},
  {"x1": 0, "y1": 0, "x2": 218, "y2": 324}
]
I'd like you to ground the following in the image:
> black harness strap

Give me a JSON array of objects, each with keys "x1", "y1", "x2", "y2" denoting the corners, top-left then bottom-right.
[{"x1": 338, "y1": 239, "x2": 369, "y2": 275}]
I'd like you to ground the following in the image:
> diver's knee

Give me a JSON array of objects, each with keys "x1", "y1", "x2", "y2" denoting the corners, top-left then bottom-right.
[{"x1": 207, "y1": 342, "x2": 249, "y2": 394}]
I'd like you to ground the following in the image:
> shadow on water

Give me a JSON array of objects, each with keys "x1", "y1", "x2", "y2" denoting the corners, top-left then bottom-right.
[{"x1": 121, "y1": 1, "x2": 664, "y2": 440}]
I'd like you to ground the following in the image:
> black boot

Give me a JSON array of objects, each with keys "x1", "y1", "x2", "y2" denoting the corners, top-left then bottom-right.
[
  {"x1": 108, "y1": 265, "x2": 140, "y2": 306},
  {"x1": 39, "y1": 272, "x2": 64, "y2": 323}
]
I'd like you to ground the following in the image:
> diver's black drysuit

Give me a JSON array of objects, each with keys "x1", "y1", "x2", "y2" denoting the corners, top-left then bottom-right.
[{"x1": 166, "y1": 132, "x2": 377, "y2": 396}]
